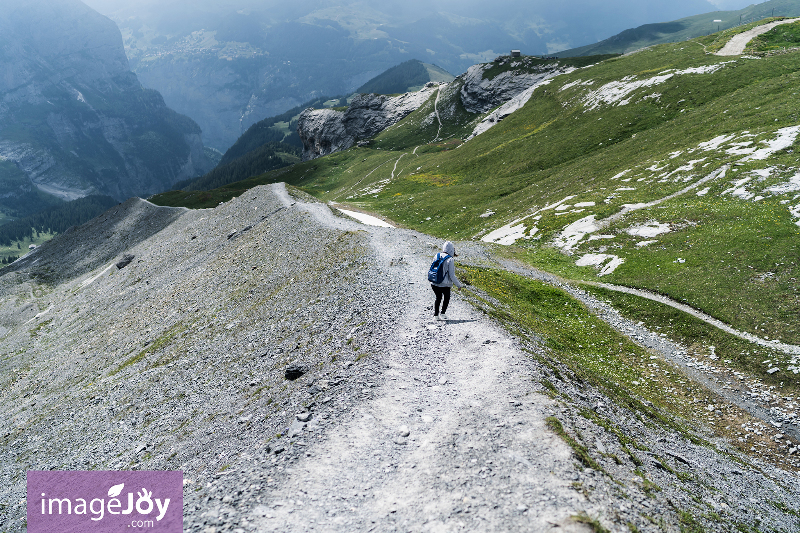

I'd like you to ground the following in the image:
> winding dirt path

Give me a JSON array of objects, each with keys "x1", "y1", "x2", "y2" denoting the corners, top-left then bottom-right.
[
  {"x1": 716, "y1": 18, "x2": 800, "y2": 56},
  {"x1": 252, "y1": 184, "x2": 598, "y2": 532}
]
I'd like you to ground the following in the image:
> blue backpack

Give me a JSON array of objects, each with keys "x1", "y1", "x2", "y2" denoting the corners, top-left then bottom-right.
[{"x1": 427, "y1": 253, "x2": 450, "y2": 284}]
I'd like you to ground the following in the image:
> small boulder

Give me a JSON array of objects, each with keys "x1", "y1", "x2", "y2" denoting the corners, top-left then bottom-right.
[
  {"x1": 285, "y1": 364, "x2": 306, "y2": 381},
  {"x1": 116, "y1": 254, "x2": 135, "y2": 269}
]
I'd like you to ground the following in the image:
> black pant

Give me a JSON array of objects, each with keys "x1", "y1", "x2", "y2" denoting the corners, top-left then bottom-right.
[{"x1": 431, "y1": 285, "x2": 451, "y2": 315}]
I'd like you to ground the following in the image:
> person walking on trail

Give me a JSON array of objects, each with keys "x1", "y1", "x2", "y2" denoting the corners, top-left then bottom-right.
[{"x1": 428, "y1": 241, "x2": 464, "y2": 321}]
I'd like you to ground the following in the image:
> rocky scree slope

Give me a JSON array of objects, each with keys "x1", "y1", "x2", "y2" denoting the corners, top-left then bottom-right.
[
  {"x1": 0, "y1": 0, "x2": 212, "y2": 214},
  {"x1": 2, "y1": 185, "x2": 800, "y2": 531},
  {"x1": 0, "y1": 184, "x2": 402, "y2": 529}
]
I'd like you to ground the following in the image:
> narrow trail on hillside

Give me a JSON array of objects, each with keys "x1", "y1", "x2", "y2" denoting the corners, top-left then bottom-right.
[
  {"x1": 433, "y1": 87, "x2": 443, "y2": 142},
  {"x1": 341, "y1": 155, "x2": 396, "y2": 197},
  {"x1": 496, "y1": 258, "x2": 800, "y2": 442},
  {"x1": 581, "y1": 280, "x2": 800, "y2": 356},
  {"x1": 252, "y1": 184, "x2": 598, "y2": 531},
  {"x1": 391, "y1": 154, "x2": 406, "y2": 179},
  {"x1": 716, "y1": 17, "x2": 800, "y2": 56}
]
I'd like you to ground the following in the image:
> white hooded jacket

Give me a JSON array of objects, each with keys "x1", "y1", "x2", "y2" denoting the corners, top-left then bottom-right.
[{"x1": 431, "y1": 241, "x2": 464, "y2": 288}]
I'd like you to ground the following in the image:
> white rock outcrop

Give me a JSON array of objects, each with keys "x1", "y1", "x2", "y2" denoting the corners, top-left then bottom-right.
[
  {"x1": 298, "y1": 86, "x2": 438, "y2": 160},
  {"x1": 459, "y1": 59, "x2": 572, "y2": 114}
]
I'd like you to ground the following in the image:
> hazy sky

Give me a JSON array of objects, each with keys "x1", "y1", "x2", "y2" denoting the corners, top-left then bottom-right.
[{"x1": 82, "y1": 0, "x2": 757, "y2": 19}]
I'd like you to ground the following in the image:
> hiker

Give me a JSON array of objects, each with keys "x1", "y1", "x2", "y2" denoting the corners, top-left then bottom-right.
[{"x1": 428, "y1": 241, "x2": 464, "y2": 321}]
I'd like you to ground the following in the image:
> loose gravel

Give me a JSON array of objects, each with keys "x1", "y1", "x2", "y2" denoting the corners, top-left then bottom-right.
[{"x1": 1, "y1": 183, "x2": 799, "y2": 532}]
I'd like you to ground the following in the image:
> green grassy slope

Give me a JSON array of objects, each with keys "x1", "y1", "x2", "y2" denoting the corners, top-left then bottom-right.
[
  {"x1": 562, "y1": 0, "x2": 800, "y2": 57},
  {"x1": 152, "y1": 30, "x2": 800, "y2": 354}
]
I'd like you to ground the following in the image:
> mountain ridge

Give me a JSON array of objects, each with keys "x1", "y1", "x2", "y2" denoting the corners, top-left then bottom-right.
[{"x1": 0, "y1": 0, "x2": 213, "y2": 220}]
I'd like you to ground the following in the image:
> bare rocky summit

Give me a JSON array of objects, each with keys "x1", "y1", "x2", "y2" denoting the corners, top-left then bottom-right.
[{"x1": 297, "y1": 57, "x2": 580, "y2": 161}]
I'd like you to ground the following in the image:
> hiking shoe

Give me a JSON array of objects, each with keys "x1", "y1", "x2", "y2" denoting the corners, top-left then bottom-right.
[
  {"x1": 440, "y1": 314, "x2": 448, "y2": 321},
  {"x1": 434, "y1": 315, "x2": 441, "y2": 321}
]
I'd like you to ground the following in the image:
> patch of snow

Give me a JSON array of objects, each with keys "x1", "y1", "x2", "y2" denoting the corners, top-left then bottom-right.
[
  {"x1": 611, "y1": 170, "x2": 630, "y2": 180},
  {"x1": 574, "y1": 202, "x2": 596, "y2": 207},
  {"x1": 790, "y1": 204, "x2": 800, "y2": 226},
  {"x1": 752, "y1": 168, "x2": 774, "y2": 179},
  {"x1": 581, "y1": 63, "x2": 730, "y2": 110},
  {"x1": 482, "y1": 196, "x2": 578, "y2": 246},
  {"x1": 726, "y1": 142, "x2": 756, "y2": 156},
  {"x1": 667, "y1": 159, "x2": 706, "y2": 178},
  {"x1": 553, "y1": 215, "x2": 600, "y2": 252},
  {"x1": 636, "y1": 240, "x2": 657, "y2": 247},
  {"x1": 616, "y1": 187, "x2": 636, "y2": 191},
  {"x1": 481, "y1": 218, "x2": 530, "y2": 245},
  {"x1": 626, "y1": 221, "x2": 671, "y2": 238},
  {"x1": 560, "y1": 79, "x2": 583, "y2": 91},
  {"x1": 698, "y1": 134, "x2": 736, "y2": 151},
  {"x1": 588, "y1": 234, "x2": 614, "y2": 241},
  {"x1": 338, "y1": 209, "x2": 394, "y2": 228},
  {"x1": 767, "y1": 173, "x2": 800, "y2": 194},
  {"x1": 479, "y1": 210, "x2": 496, "y2": 218},
  {"x1": 743, "y1": 126, "x2": 800, "y2": 161},
  {"x1": 576, "y1": 253, "x2": 625, "y2": 276},
  {"x1": 696, "y1": 187, "x2": 710, "y2": 196},
  {"x1": 669, "y1": 150, "x2": 684, "y2": 159}
]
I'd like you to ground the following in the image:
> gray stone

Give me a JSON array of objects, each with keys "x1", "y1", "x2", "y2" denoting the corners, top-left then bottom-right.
[{"x1": 297, "y1": 89, "x2": 437, "y2": 161}]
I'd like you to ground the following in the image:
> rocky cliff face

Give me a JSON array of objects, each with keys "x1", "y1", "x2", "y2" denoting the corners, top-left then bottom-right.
[
  {"x1": 298, "y1": 87, "x2": 439, "y2": 160},
  {"x1": 459, "y1": 58, "x2": 576, "y2": 114},
  {"x1": 0, "y1": 0, "x2": 212, "y2": 213},
  {"x1": 297, "y1": 57, "x2": 576, "y2": 160}
]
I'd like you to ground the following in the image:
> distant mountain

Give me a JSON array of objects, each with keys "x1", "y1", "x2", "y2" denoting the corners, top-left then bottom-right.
[
  {"x1": 84, "y1": 0, "x2": 722, "y2": 152},
  {"x1": 172, "y1": 59, "x2": 454, "y2": 193},
  {"x1": 169, "y1": 96, "x2": 339, "y2": 193},
  {"x1": 0, "y1": 0, "x2": 213, "y2": 219},
  {"x1": 356, "y1": 60, "x2": 454, "y2": 95},
  {"x1": 561, "y1": 0, "x2": 800, "y2": 56}
]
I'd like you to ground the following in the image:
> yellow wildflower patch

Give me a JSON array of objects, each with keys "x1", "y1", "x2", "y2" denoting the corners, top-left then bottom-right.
[{"x1": 406, "y1": 173, "x2": 459, "y2": 187}]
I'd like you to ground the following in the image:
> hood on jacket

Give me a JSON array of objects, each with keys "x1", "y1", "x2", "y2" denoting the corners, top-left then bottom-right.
[{"x1": 442, "y1": 241, "x2": 456, "y2": 257}]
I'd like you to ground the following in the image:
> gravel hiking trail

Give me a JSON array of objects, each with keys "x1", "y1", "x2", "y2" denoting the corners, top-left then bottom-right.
[
  {"x1": 250, "y1": 185, "x2": 598, "y2": 532},
  {"x1": 716, "y1": 17, "x2": 800, "y2": 56},
  {"x1": 229, "y1": 185, "x2": 800, "y2": 532}
]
